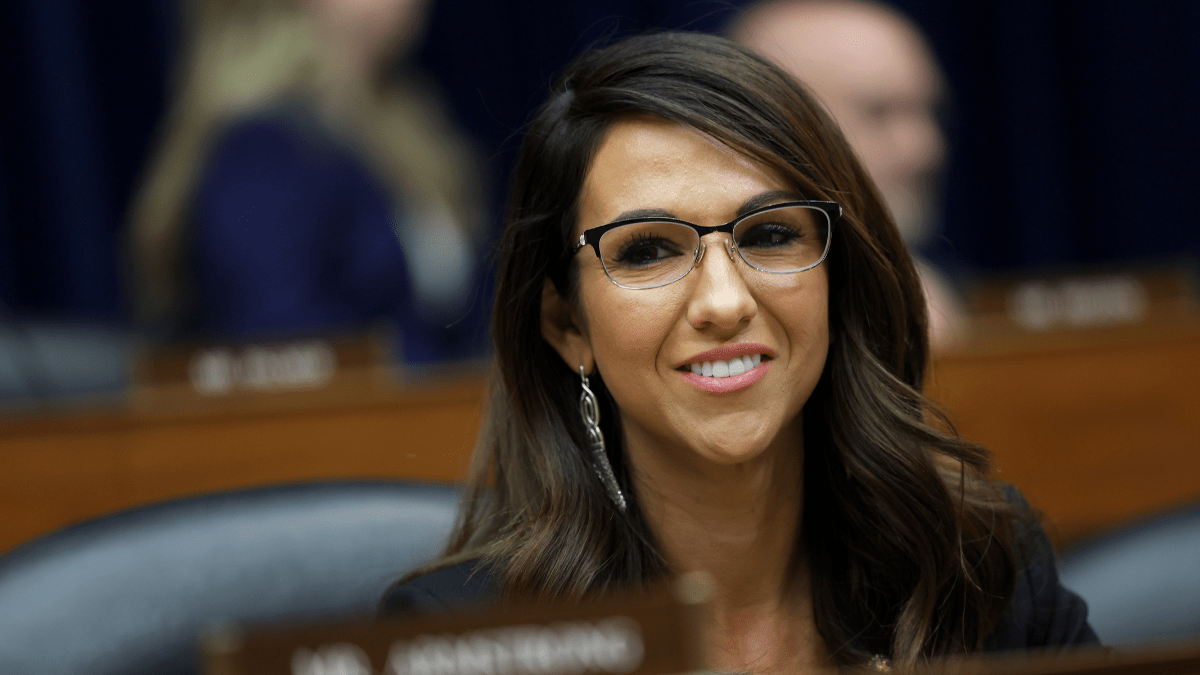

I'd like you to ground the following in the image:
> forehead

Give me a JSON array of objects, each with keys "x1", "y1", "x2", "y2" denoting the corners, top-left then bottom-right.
[{"x1": 577, "y1": 117, "x2": 793, "y2": 234}]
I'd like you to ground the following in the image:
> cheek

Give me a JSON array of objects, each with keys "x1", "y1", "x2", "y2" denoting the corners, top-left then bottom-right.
[
  {"x1": 761, "y1": 274, "x2": 830, "y2": 367},
  {"x1": 802, "y1": 281, "x2": 831, "y2": 353},
  {"x1": 580, "y1": 280, "x2": 682, "y2": 376}
]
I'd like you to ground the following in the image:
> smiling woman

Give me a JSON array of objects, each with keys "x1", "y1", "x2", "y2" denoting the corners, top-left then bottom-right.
[{"x1": 381, "y1": 32, "x2": 1097, "y2": 673}]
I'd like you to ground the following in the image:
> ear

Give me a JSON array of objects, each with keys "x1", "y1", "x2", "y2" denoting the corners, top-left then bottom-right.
[{"x1": 540, "y1": 277, "x2": 594, "y2": 374}]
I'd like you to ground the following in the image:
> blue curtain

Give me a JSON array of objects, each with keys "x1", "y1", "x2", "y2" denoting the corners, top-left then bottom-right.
[
  {"x1": 0, "y1": 0, "x2": 170, "y2": 318},
  {"x1": 3, "y1": 0, "x2": 1198, "y2": 318},
  {"x1": 898, "y1": 0, "x2": 1200, "y2": 272}
]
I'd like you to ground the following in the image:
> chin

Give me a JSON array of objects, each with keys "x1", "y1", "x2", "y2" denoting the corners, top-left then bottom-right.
[{"x1": 691, "y1": 426, "x2": 780, "y2": 466}]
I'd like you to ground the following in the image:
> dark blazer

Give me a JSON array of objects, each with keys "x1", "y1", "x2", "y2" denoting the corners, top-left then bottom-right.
[
  {"x1": 382, "y1": 526, "x2": 1097, "y2": 654},
  {"x1": 187, "y1": 111, "x2": 484, "y2": 363},
  {"x1": 382, "y1": 490, "x2": 1099, "y2": 654}
]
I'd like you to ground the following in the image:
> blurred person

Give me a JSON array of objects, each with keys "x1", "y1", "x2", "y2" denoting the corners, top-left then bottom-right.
[
  {"x1": 128, "y1": 0, "x2": 487, "y2": 362},
  {"x1": 731, "y1": 0, "x2": 965, "y2": 351}
]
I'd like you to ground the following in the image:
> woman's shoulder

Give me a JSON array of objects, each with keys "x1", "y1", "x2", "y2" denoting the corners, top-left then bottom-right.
[
  {"x1": 380, "y1": 559, "x2": 498, "y2": 616},
  {"x1": 985, "y1": 486, "x2": 1100, "y2": 650}
]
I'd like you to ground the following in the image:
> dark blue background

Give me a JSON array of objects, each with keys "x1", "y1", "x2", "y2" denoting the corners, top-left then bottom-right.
[{"x1": 2, "y1": 0, "x2": 1197, "y2": 319}]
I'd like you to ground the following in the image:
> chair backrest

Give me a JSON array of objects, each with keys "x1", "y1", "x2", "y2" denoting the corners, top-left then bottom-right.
[
  {"x1": 1058, "y1": 502, "x2": 1200, "y2": 646},
  {"x1": 0, "y1": 480, "x2": 460, "y2": 675},
  {"x1": 0, "y1": 321, "x2": 134, "y2": 402}
]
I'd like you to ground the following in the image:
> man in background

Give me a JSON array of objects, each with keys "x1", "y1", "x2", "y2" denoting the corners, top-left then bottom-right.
[{"x1": 731, "y1": 0, "x2": 965, "y2": 351}]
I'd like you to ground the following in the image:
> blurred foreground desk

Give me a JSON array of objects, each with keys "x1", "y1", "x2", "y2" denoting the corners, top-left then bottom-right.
[{"x1": 3, "y1": 318, "x2": 1200, "y2": 554}]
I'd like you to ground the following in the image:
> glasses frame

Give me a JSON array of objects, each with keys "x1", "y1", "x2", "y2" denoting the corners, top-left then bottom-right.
[{"x1": 571, "y1": 199, "x2": 841, "y2": 290}]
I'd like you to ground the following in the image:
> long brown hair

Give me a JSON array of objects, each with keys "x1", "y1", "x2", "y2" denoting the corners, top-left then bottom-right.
[{"x1": 435, "y1": 32, "x2": 1017, "y2": 666}]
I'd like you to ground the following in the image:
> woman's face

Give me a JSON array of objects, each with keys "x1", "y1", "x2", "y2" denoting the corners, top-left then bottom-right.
[{"x1": 546, "y1": 117, "x2": 830, "y2": 475}]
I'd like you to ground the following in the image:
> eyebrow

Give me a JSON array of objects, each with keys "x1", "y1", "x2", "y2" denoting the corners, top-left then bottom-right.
[
  {"x1": 736, "y1": 190, "x2": 805, "y2": 216},
  {"x1": 609, "y1": 189, "x2": 805, "y2": 223}
]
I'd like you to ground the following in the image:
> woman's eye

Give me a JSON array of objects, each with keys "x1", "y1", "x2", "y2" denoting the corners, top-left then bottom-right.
[
  {"x1": 614, "y1": 237, "x2": 682, "y2": 265},
  {"x1": 738, "y1": 223, "x2": 803, "y2": 249}
]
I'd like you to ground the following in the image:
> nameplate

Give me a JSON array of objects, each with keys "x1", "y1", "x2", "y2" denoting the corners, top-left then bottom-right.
[
  {"x1": 965, "y1": 265, "x2": 1199, "y2": 334},
  {"x1": 950, "y1": 265, "x2": 1200, "y2": 357},
  {"x1": 204, "y1": 579, "x2": 705, "y2": 675},
  {"x1": 137, "y1": 333, "x2": 389, "y2": 397}
]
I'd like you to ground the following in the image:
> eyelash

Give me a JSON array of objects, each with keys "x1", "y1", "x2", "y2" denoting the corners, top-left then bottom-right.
[
  {"x1": 739, "y1": 222, "x2": 803, "y2": 247},
  {"x1": 614, "y1": 233, "x2": 678, "y2": 263}
]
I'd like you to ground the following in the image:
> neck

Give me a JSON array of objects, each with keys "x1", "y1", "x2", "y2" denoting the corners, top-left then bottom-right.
[
  {"x1": 628, "y1": 423, "x2": 833, "y2": 674},
  {"x1": 311, "y1": 31, "x2": 378, "y2": 125},
  {"x1": 640, "y1": 456, "x2": 800, "y2": 606}
]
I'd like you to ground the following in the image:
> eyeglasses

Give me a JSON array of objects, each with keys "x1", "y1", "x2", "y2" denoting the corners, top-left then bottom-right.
[{"x1": 572, "y1": 200, "x2": 839, "y2": 290}]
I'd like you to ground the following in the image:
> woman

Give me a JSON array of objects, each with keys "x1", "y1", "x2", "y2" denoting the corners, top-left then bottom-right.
[
  {"x1": 128, "y1": 0, "x2": 485, "y2": 362},
  {"x1": 383, "y1": 32, "x2": 1096, "y2": 671}
]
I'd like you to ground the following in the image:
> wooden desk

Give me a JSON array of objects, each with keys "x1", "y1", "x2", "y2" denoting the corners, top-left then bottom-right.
[
  {"x1": 930, "y1": 323, "x2": 1200, "y2": 545},
  {"x1": 0, "y1": 369, "x2": 485, "y2": 554},
  {"x1": 3, "y1": 325, "x2": 1199, "y2": 554}
]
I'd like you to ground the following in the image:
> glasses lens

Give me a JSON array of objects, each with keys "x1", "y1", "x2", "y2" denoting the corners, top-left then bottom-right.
[
  {"x1": 597, "y1": 221, "x2": 699, "y2": 289},
  {"x1": 733, "y1": 205, "x2": 831, "y2": 273}
]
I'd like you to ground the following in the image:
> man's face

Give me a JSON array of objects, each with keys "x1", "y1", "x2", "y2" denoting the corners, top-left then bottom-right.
[{"x1": 735, "y1": 2, "x2": 947, "y2": 247}]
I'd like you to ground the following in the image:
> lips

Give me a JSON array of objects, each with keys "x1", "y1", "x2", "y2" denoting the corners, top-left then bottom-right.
[
  {"x1": 688, "y1": 354, "x2": 762, "y2": 378},
  {"x1": 676, "y1": 342, "x2": 774, "y2": 372},
  {"x1": 675, "y1": 343, "x2": 774, "y2": 393}
]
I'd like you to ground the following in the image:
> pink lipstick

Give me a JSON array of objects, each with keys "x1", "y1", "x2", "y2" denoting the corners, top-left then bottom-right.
[
  {"x1": 677, "y1": 343, "x2": 775, "y2": 367},
  {"x1": 680, "y1": 360, "x2": 771, "y2": 393},
  {"x1": 676, "y1": 342, "x2": 774, "y2": 394}
]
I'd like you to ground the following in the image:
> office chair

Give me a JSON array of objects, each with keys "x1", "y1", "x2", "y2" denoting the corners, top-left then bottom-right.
[
  {"x1": 0, "y1": 480, "x2": 460, "y2": 675},
  {"x1": 1058, "y1": 501, "x2": 1200, "y2": 645},
  {"x1": 0, "y1": 320, "x2": 134, "y2": 402}
]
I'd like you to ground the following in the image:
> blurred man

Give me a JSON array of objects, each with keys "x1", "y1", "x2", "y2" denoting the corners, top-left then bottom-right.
[{"x1": 731, "y1": 0, "x2": 965, "y2": 350}]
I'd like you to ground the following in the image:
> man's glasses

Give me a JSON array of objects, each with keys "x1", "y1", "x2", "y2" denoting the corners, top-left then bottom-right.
[{"x1": 572, "y1": 200, "x2": 839, "y2": 290}]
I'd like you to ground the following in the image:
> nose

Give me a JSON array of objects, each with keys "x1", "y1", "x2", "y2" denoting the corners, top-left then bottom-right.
[{"x1": 686, "y1": 233, "x2": 757, "y2": 331}]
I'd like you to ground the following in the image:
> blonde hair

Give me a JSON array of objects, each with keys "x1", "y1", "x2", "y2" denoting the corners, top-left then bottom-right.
[{"x1": 128, "y1": 0, "x2": 481, "y2": 327}]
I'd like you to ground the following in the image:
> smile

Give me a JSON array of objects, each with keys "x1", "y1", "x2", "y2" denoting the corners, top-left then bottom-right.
[
  {"x1": 675, "y1": 343, "x2": 775, "y2": 394},
  {"x1": 688, "y1": 354, "x2": 763, "y2": 378}
]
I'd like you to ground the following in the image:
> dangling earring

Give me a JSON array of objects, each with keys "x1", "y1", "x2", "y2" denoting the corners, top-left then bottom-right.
[{"x1": 579, "y1": 366, "x2": 627, "y2": 513}]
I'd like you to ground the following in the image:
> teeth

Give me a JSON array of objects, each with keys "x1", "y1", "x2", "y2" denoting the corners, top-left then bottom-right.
[{"x1": 687, "y1": 355, "x2": 765, "y2": 378}]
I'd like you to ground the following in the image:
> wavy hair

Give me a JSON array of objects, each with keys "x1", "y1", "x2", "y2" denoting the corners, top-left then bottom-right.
[{"x1": 433, "y1": 31, "x2": 1017, "y2": 667}]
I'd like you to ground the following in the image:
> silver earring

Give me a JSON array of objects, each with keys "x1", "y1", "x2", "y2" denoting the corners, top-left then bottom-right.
[{"x1": 579, "y1": 366, "x2": 627, "y2": 513}]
